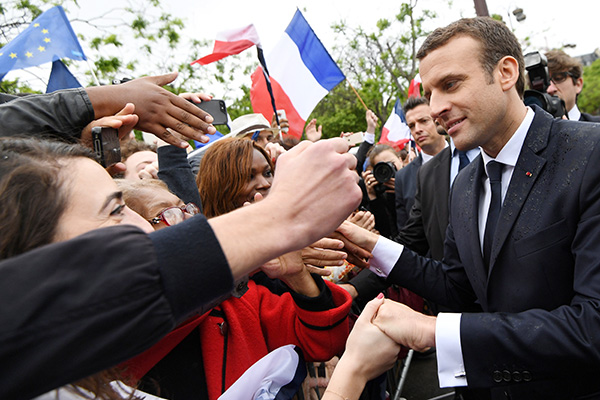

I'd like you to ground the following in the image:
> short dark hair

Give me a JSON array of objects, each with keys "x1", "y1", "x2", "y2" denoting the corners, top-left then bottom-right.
[
  {"x1": 0, "y1": 137, "x2": 94, "y2": 259},
  {"x1": 403, "y1": 97, "x2": 429, "y2": 114},
  {"x1": 546, "y1": 49, "x2": 582, "y2": 82},
  {"x1": 417, "y1": 17, "x2": 525, "y2": 98}
]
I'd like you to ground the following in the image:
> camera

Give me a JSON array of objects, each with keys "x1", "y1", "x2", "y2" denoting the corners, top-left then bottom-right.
[
  {"x1": 523, "y1": 51, "x2": 567, "y2": 118},
  {"x1": 373, "y1": 161, "x2": 397, "y2": 183}
]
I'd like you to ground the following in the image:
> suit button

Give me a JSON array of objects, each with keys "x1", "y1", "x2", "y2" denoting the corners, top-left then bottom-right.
[
  {"x1": 512, "y1": 371, "x2": 522, "y2": 382},
  {"x1": 493, "y1": 370, "x2": 503, "y2": 383},
  {"x1": 523, "y1": 371, "x2": 532, "y2": 382},
  {"x1": 502, "y1": 370, "x2": 511, "y2": 382}
]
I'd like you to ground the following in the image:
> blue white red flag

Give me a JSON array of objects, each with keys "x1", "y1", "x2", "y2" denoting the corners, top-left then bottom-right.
[
  {"x1": 378, "y1": 98, "x2": 412, "y2": 151},
  {"x1": 0, "y1": 6, "x2": 86, "y2": 81},
  {"x1": 191, "y1": 24, "x2": 261, "y2": 65},
  {"x1": 250, "y1": 9, "x2": 345, "y2": 139}
]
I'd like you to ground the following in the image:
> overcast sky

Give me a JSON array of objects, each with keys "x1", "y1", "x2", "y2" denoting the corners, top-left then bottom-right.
[{"x1": 5, "y1": 0, "x2": 599, "y2": 91}]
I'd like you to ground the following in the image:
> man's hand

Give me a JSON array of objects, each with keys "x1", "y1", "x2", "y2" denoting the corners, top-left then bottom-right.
[
  {"x1": 266, "y1": 138, "x2": 361, "y2": 246},
  {"x1": 335, "y1": 220, "x2": 379, "y2": 255},
  {"x1": 372, "y1": 299, "x2": 436, "y2": 352},
  {"x1": 86, "y1": 72, "x2": 217, "y2": 148}
]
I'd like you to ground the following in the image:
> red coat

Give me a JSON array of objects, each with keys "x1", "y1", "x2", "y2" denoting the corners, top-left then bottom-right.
[{"x1": 123, "y1": 278, "x2": 351, "y2": 399}]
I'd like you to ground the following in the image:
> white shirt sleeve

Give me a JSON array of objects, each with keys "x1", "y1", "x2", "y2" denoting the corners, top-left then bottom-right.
[
  {"x1": 436, "y1": 313, "x2": 467, "y2": 387},
  {"x1": 368, "y1": 236, "x2": 403, "y2": 278},
  {"x1": 364, "y1": 132, "x2": 375, "y2": 144}
]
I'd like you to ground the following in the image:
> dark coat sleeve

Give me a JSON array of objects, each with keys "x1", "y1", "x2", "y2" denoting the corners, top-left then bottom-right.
[
  {"x1": 157, "y1": 145, "x2": 203, "y2": 212},
  {"x1": 0, "y1": 216, "x2": 232, "y2": 400},
  {"x1": 0, "y1": 88, "x2": 94, "y2": 141},
  {"x1": 354, "y1": 140, "x2": 373, "y2": 176}
]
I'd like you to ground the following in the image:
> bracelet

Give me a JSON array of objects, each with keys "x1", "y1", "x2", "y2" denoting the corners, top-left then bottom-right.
[{"x1": 324, "y1": 389, "x2": 350, "y2": 400}]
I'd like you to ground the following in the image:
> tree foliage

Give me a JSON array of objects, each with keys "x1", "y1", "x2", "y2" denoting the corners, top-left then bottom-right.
[
  {"x1": 579, "y1": 58, "x2": 600, "y2": 115},
  {"x1": 311, "y1": 0, "x2": 439, "y2": 139}
]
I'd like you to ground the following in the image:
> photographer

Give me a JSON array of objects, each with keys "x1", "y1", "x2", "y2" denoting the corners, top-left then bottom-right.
[
  {"x1": 546, "y1": 49, "x2": 600, "y2": 122},
  {"x1": 394, "y1": 97, "x2": 447, "y2": 231},
  {"x1": 361, "y1": 144, "x2": 402, "y2": 238}
]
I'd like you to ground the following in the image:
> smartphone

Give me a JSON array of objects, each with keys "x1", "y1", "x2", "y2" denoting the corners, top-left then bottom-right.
[
  {"x1": 191, "y1": 99, "x2": 228, "y2": 125},
  {"x1": 276, "y1": 109, "x2": 288, "y2": 132},
  {"x1": 345, "y1": 131, "x2": 364, "y2": 147},
  {"x1": 92, "y1": 126, "x2": 121, "y2": 168}
]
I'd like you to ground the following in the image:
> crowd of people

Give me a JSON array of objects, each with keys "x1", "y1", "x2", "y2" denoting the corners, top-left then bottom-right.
[{"x1": 1, "y1": 15, "x2": 600, "y2": 400}]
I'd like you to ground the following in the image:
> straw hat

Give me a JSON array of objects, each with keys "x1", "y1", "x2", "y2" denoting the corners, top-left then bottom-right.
[{"x1": 229, "y1": 113, "x2": 277, "y2": 138}]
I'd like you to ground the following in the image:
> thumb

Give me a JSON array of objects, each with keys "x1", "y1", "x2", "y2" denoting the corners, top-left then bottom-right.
[
  {"x1": 151, "y1": 71, "x2": 178, "y2": 87},
  {"x1": 359, "y1": 293, "x2": 385, "y2": 322}
]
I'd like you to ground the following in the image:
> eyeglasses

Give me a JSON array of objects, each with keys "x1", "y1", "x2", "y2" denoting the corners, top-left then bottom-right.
[
  {"x1": 550, "y1": 71, "x2": 575, "y2": 85},
  {"x1": 149, "y1": 203, "x2": 200, "y2": 226}
]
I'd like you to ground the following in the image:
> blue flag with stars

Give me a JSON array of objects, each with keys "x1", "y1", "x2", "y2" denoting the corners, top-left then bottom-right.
[{"x1": 0, "y1": 5, "x2": 86, "y2": 81}]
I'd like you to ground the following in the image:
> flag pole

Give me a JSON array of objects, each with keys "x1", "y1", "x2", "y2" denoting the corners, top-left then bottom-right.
[
  {"x1": 256, "y1": 46, "x2": 283, "y2": 140},
  {"x1": 347, "y1": 79, "x2": 368, "y2": 110},
  {"x1": 85, "y1": 58, "x2": 100, "y2": 86}
]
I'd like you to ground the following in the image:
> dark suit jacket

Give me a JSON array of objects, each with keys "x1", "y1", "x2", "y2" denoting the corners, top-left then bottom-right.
[
  {"x1": 388, "y1": 107, "x2": 600, "y2": 398},
  {"x1": 394, "y1": 153, "x2": 423, "y2": 230},
  {"x1": 396, "y1": 146, "x2": 451, "y2": 261},
  {"x1": 580, "y1": 112, "x2": 600, "y2": 122}
]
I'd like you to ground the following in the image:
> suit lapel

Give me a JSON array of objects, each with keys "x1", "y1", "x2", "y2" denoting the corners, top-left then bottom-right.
[
  {"x1": 488, "y1": 109, "x2": 551, "y2": 273},
  {"x1": 436, "y1": 147, "x2": 452, "y2": 238}
]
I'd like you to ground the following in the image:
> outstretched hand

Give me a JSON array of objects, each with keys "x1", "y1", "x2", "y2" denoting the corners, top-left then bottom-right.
[{"x1": 86, "y1": 72, "x2": 217, "y2": 148}]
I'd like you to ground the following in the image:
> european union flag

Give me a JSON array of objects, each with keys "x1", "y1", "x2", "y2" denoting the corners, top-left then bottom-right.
[
  {"x1": 46, "y1": 59, "x2": 81, "y2": 93},
  {"x1": 0, "y1": 5, "x2": 86, "y2": 81}
]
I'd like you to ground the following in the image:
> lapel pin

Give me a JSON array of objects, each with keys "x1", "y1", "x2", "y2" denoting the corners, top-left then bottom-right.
[{"x1": 526, "y1": 171, "x2": 532, "y2": 177}]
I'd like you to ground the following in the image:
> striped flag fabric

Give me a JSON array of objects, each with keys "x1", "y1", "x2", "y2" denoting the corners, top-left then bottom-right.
[
  {"x1": 407, "y1": 73, "x2": 422, "y2": 98},
  {"x1": 191, "y1": 24, "x2": 260, "y2": 65},
  {"x1": 250, "y1": 9, "x2": 345, "y2": 139},
  {"x1": 378, "y1": 98, "x2": 412, "y2": 151}
]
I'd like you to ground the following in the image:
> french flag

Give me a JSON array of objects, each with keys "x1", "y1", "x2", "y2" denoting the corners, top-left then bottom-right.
[
  {"x1": 191, "y1": 24, "x2": 260, "y2": 65},
  {"x1": 407, "y1": 73, "x2": 422, "y2": 98},
  {"x1": 250, "y1": 10, "x2": 345, "y2": 139},
  {"x1": 378, "y1": 98, "x2": 412, "y2": 151}
]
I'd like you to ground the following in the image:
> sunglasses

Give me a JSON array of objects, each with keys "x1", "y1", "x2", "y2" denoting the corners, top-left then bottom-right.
[
  {"x1": 149, "y1": 203, "x2": 200, "y2": 226},
  {"x1": 550, "y1": 71, "x2": 575, "y2": 85}
]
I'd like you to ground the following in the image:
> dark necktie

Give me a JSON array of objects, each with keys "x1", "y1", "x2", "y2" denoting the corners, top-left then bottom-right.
[
  {"x1": 483, "y1": 161, "x2": 503, "y2": 268},
  {"x1": 457, "y1": 150, "x2": 470, "y2": 172}
]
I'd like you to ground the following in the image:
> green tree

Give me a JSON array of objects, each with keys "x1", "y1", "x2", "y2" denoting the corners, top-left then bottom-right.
[
  {"x1": 313, "y1": 0, "x2": 440, "y2": 139},
  {"x1": 579, "y1": 58, "x2": 600, "y2": 115}
]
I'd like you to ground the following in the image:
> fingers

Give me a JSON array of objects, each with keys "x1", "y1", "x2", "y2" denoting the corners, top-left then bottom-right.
[
  {"x1": 359, "y1": 293, "x2": 385, "y2": 322},
  {"x1": 149, "y1": 71, "x2": 179, "y2": 87},
  {"x1": 305, "y1": 265, "x2": 332, "y2": 276},
  {"x1": 311, "y1": 237, "x2": 344, "y2": 250},
  {"x1": 105, "y1": 162, "x2": 126, "y2": 177},
  {"x1": 302, "y1": 246, "x2": 347, "y2": 267},
  {"x1": 178, "y1": 92, "x2": 213, "y2": 103}
]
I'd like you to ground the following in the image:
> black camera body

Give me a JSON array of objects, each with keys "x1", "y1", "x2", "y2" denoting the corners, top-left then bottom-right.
[{"x1": 523, "y1": 51, "x2": 567, "y2": 118}]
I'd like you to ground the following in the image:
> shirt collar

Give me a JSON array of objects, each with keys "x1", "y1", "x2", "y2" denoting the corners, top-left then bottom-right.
[
  {"x1": 568, "y1": 104, "x2": 581, "y2": 121},
  {"x1": 481, "y1": 107, "x2": 535, "y2": 168},
  {"x1": 450, "y1": 137, "x2": 480, "y2": 160}
]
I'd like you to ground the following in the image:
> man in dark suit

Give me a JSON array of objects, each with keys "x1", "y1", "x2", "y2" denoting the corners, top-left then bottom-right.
[
  {"x1": 395, "y1": 97, "x2": 447, "y2": 230},
  {"x1": 338, "y1": 17, "x2": 600, "y2": 399},
  {"x1": 546, "y1": 49, "x2": 600, "y2": 122}
]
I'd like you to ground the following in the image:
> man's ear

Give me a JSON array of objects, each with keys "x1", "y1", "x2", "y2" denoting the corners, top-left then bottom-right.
[
  {"x1": 575, "y1": 76, "x2": 584, "y2": 95},
  {"x1": 497, "y1": 56, "x2": 520, "y2": 92}
]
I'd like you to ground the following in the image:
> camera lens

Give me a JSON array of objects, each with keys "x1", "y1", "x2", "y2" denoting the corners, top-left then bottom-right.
[{"x1": 373, "y1": 161, "x2": 397, "y2": 183}]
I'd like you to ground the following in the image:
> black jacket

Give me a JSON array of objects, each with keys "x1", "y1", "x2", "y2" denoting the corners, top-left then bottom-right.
[
  {"x1": 0, "y1": 88, "x2": 94, "y2": 141},
  {"x1": 0, "y1": 216, "x2": 233, "y2": 400}
]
